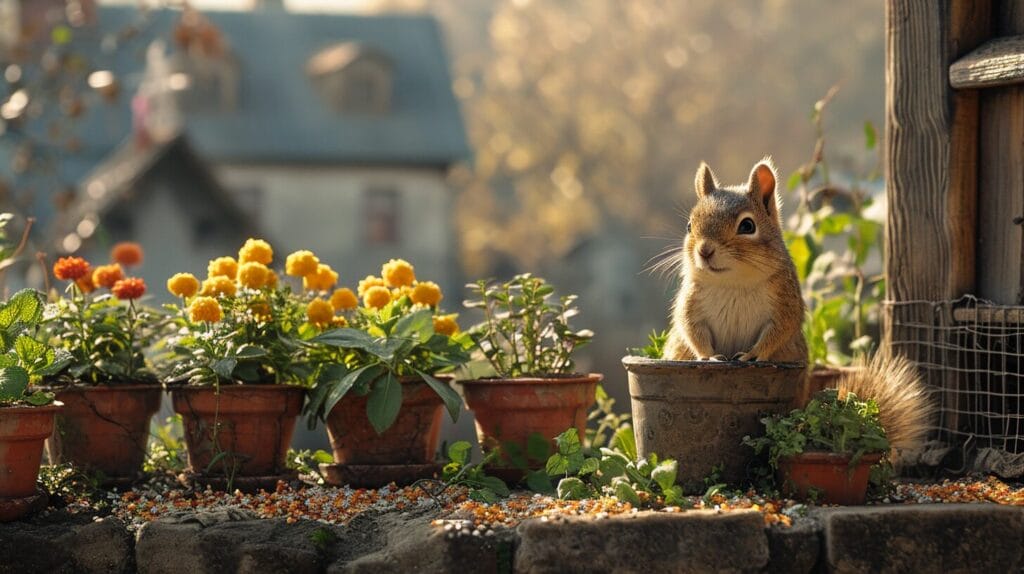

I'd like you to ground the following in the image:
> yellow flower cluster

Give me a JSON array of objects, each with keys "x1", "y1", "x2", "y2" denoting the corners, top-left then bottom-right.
[
  {"x1": 239, "y1": 238, "x2": 273, "y2": 265},
  {"x1": 382, "y1": 258, "x2": 415, "y2": 288},
  {"x1": 306, "y1": 298, "x2": 334, "y2": 326},
  {"x1": 433, "y1": 314, "x2": 459, "y2": 336},
  {"x1": 167, "y1": 273, "x2": 200, "y2": 298},
  {"x1": 189, "y1": 296, "x2": 223, "y2": 323}
]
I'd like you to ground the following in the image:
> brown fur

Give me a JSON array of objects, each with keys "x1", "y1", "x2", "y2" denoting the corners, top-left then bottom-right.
[
  {"x1": 662, "y1": 159, "x2": 807, "y2": 362},
  {"x1": 837, "y1": 353, "x2": 934, "y2": 465}
]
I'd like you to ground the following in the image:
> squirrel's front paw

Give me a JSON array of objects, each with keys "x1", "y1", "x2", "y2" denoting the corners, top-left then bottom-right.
[
  {"x1": 736, "y1": 351, "x2": 758, "y2": 362},
  {"x1": 708, "y1": 354, "x2": 728, "y2": 361}
]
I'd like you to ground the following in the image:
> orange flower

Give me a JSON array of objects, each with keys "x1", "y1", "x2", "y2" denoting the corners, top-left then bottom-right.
[
  {"x1": 432, "y1": 314, "x2": 459, "y2": 337},
  {"x1": 110, "y1": 242, "x2": 143, "y2": 267},
  {"x1": 201, "y1": 276, "x2": 237, "y2": 298},
  {"x1": 330, "y1": 288, "x2": 358, "y2": 311},
  {"x1": 111, "y1": 277, "x2": 146, "y2": 300},
  {"x1": 285, "y1": 250, "x2": 319, "y2": 277},
  {"x1": 189, "y1": 296, "x2": 223, "y2": 323},
  {"x1": 92, "y1": 264, "x2": 124, "y2": 289},
  {"x1": 167, "y1": 273, "x2": 200, "y2": 298},
  {"x1": 382, "y1": 259, "x2": 415, "y2": 288},
  {"x1": 303, "y1": 264, "x2": 338, "y2": 292},
  {"x1": 53, "y1": 257, "x2": 90, "y2": 281},
  {"x1": 238, "y1": 238, "x2": 274, "y2": 265},
  {"x1": 75, "y1": 274, "x2": 96, "y2": 294},
  {"x1": 410, "y1": 281, "x2": 442, "y2": 307},
  {"x1": 358, "y1": 275, "x2": 385, "y2": 297},
  {"x1": 207, "y1": 257, "x2": 238, "y2": 280},
  {"x1": 363, "y1": 285, "x2": 392, "y2": 309},
  {"x1": 306, "y1": 298, "x2": 334, "y2": 326}
]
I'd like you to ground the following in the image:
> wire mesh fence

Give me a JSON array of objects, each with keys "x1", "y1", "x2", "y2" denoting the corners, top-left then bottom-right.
[{"x1": 886, "y1": 296, "x2": 1024, "y2": 477}]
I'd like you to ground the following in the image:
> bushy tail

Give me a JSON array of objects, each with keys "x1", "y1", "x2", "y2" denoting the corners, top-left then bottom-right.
[{"x1": 837, "y1": 352, "x2": 934, "y2": 464}]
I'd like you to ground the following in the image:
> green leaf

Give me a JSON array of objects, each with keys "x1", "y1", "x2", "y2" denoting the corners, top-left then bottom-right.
[
  {"x1": 234, "y1": 345, "x2": 267, "y2": 358},
  {"x1": 212, "y1": 358, "x2": 238, "y2": 380},
  {"x1": 526, "y1": 469, "x2": 554, "y2": 493},
  {"x1": 0, "y1": 366, "x2": 29, "y2": 401},
  {"x1": 613, "y1": 480, "x2": 641, "y2": 506},
  {"x1": 651, "y1": 459, "x2": 678, "y2": 492},
  {"x1": 476, "y1": 475, "x2": 510, "y2": 497},
  {"x1": 394, "y1": 308, "x2": 434, "y2": 342},
  {"x1": 323, "y1": 365, "x2": 381, "y2": 417},
  {"x1": 469, "y1": 488, "x2": 499, "y2": 504},
  {"x1": 579, "y1": 457, "x2": 600, "y2": 476},
  {"x1": 448, "y1": 441, "x2": 471, "y2": 466},
  {"x1": 312, "y1": 328, "x2": 384, "y2": 353},
  {"x1": 555, "y1": 428, "x2": 581, "y2": 456},
  {"x1": 864, "y1": 120, "x2": 877, "y2": 150},
  {"x1": 366, "y1": 372, "x2": 402, "y2": 434},
  {"x1": 556, "y1": 477, "x2": 589, "y2": 500},
  {"x1": 416, "y1": 370, "x2": 462, "y2": 423},
  {"x1": 24, "y1": 390, "x2": 53, "y2": 406},
  {"x1": 0, "y1": 289, "x2": 43, "y2": 330},
  {"x1": 14, "y1": 335, "x2": 46, "y2": 366},
  {"x1": 611, "y1": 427, "x2": 637, "y2": 461},
  {"x1": 527, "y1": 433, "x2": 552, "y2": 462},
  {"x1": 786, "y1": 169, "x2": 803, "y2": 191},
  {"x1": 545, "y1": 453, "x2": 569, "y2": 476}
]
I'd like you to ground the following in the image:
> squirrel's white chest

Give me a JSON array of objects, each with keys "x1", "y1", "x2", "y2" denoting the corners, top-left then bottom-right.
[{"x1": 690, "y1": 287, "x2": 771, "y2": 356}]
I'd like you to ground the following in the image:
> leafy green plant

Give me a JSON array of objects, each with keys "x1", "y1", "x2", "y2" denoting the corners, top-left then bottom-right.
[
  {"x1": 287, "y1": 449, "x2": 333, "y2": 484},
  {"x1": 585, "y1": 385, "x2": 631, "y2": 451},
  {"x1": 743, "y1": 388, "x2": 890, "y2": 470},
  {"x1": 0, "y1": 289, "x2": 71, "y2": 405},
  {"x1": 465, "y1": 274, "x2": 593, "y2": 377},
  {"x1": 627, "y1": 329, "x2": 668, "y2": 359},
  {"x1": 304, "y1": 302, "x2": 473, "y2": 434},
  {"x1": 144, "y1": 414, "x2": 187, "y2": 474},
  {"x1": 784, "y1": 87, "x2": 883, "y2": 366},
  {"x1": 534, "y1": 427, "x2": 684, "y2": 506},
  {"x1": 440, "y1": 441, "x2": 510, "y2": 503}
]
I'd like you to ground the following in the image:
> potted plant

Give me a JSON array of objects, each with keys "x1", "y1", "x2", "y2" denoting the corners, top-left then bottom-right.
[
  {"x1": 163, "y1": 238, "x2": 311, "y2": 489},
  {"x1": 0, "y1": 289, "x2": 71, "y2": 521},
  {"x1": 743, "y1": 388, "x2": 890, "y2": 505},
  {"x1": 41, "y1": 244, "x2": 166, "y2": 484},
  {"x1": 303, "y1": 258, "x2": 472, "y2": 487},
  {"x1": 459, "y1": 274, "x2": 600, "y2": 479}
]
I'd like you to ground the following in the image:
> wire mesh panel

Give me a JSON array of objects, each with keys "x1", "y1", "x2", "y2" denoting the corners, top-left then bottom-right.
[{"x1": 886, "y1": 296, "x2": 1024, "y2": 477}]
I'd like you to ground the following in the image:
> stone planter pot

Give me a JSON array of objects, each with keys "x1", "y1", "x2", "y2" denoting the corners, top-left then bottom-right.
[
  {"x1": 45, "y1": 384, "x2": 162, "y2": 483},
  {"x1": 0, "y1": 404, "x2": 60, "y2": 521},
  {"x1": 170, "y1": 385, "x2": 304, "y2": 479},
  {"x1": 459, "y1": 374, "x2": 601, "y2": 478},
  {"x1": 778, "y1": 451, "x2": 882, "y2": 505},
  {"x1": 320, "y1": 376, "x2": 452, "y2": 487},
  {"x1": 622, "y1": 356, "x2": 805, "y2": 489}
]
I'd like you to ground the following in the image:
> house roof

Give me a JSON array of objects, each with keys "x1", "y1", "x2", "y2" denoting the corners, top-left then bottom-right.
[{"x1": 67, "y1": 6, "x2": 470, "y2": 169}]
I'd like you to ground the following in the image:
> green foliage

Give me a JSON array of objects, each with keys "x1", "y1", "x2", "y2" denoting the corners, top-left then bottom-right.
[
  {"x1": 533, "y1": 428, "x2": 683, "y2": 506},
  {"x1": 585, "y1": 384, "x2": 631, "y2": 451},
  {"x1": 743, "y1": 388, "x2": 890, "y2": 470},
  {"x1": 304, "y1": 299, "x2": 473, "y2": 434},
  {"x1": 0, "y1": 290, "x2": 69, "y2": 405},
  {"x1": 465, "y1": 274, "x2": 593, "y2": 377},
  {"x1": 164, "y1": 286, "x2": 312, "y2": 386},
  {"x1": 37, "y1": 463, "x2": 102, "y2": 504},
  {"x1": 287, "y1": 448, "x2": 333, "y2": 485},
  {"x1": 627, "y1": 330, "x2": 668, "y2": 359},
  {"x1": 44, "y1": 290, "x2": 167, "y2": 385},
  {"x1": 785, "y1": 89, "x2": 883, "y2": 366},
  {"x1": 144, "y1": 415, "x2": 187, "y2": 474},
  {"x1": 441, "y1": 440, "x2": 510, "y2": 503}
]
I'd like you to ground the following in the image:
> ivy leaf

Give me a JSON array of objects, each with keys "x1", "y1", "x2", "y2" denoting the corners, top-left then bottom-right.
[
  {"x1": 447, "y1": 441, "x2": 471, "y2": 466},
  {"x1": 556, "y1": 477, "x2": 590, "y2": 500},
  {"x1": 366, "y1": 372, "x2": 402, "y2": 434},
  {"x1": 579, "y1": 457, "x2": 601, "y2": 476},
  {"x1": 613, "y1": 480, "x2": 642, "y2": 506},
  {"x1": 555, "y1": 428, "x2": 581, "y2": 456},
  {"x1": 0, "y1": 289, "x2": 43, "y2": 330},
  {"x1": 476, "y1": 475, "x2": 510, "y2": 497},
  {"x1": 545, "y1": 453, "x2": 569, "y2": 476}
]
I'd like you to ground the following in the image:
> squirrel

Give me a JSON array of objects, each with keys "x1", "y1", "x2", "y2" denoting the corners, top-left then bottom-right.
[{"x1": 662, "y1": 158, "x2": 807, "y2": 362}]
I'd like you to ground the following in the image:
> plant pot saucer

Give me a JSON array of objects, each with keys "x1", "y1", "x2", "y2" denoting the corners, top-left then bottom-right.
[
  {"x1": 0, "y1": 488, "x2": 48, "y2": 522},
  {"x1": 186, "y1": 470, "x2": 298, "y2": 494},
  {"x1": 319, "y1": 463, "x2": 442, "y2": 489}
]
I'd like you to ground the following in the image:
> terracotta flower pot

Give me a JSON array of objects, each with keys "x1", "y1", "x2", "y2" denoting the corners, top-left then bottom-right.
[
  {"x1": 45, "y1": 385, "x2": 162, "y2": 482},
  {"x1": 0, "y1": 404, "x2": 60, "y2": 521},
  {"x1": 171, "y1": 385, "x2": 305, "y2": 477},
  {"x1": 325, "y1": 376, "x2": 451, "y2": 465},
  {"x1": 778, "y1": 451, "x2": 883, "y2": 505},
  {"x1": 459, "y1": 374, "x2": 601, "y2": 472}
]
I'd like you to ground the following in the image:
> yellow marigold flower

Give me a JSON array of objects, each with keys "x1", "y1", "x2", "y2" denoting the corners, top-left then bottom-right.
[
  {"x1": 357, "y1": 275, "x2": 385, "y2": 297},
  {"x1": 237, "y1": 262, "x2": 270, "y2": 290},
  {"x1": 303, "y1": 264, "x2": 338, "y2": 292},
  {"x1": 285, "y1": 250, "x2": 320, "y2": 277},
  {"x1": 189, "y1": 296, "x2": 223, "y2": 323},
  {"x1": 167, "y1": 273, "x2": 200, "y2": 298},
  {"x1": 433, "y1": 314, "x2": 460, "y2": 337},
  {"x1": 382, "y1": 258, "x2": 415, "y2": 288},
  {"x1": 201, "y1": 276, "x2": 237, "y2": 298},
  {"x1": 208, "y1": 256, "x2": 238, "y2": 280},
  {"x1": 330, "y1": 288, "x2": 358, "y2": 311},
  {"x1": 331, "y1": 315, "x2": 348, "y2": 328},
  {"x1": 92, "y1": 264, "x2": 124, "y2": 289},
  {"x1": 249, "y1": 301, "x2": 272, "y2": 322},
  {"x1": 363, "y1": 285, "x2": 392, "y2": 309},
  {"x1": 266, "y1": 269, "x2": 279, "y2": 288},
  {"x1": 391, "y1": 286, "x2": 414, "y2": 301},
  {"x1": 238, "y1": 238, "x2": 273, "y2": 265},
  {"x1": 410, "y1": 281, "x2": 443, "y2": 307},
  {"x1": 306, "y1": 297, "x2": 334, "y2": 326}
]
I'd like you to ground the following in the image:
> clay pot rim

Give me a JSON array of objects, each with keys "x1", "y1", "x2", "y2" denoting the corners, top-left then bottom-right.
[
  {"x1": 459, "y1": 373, "x2": 603, "y2": 386},
  {"x1": 622, "y1": 355, "x2": 806, "y2": 373},
  {"x1": 0, "y1": 402, "x2": 63, "y2": 414},
  {"x1": 41, "y1": 383, "x2": 163, "y2": 393},
  {"x1": 780, "y1": 451, "x2": 884, "y2": 465},
  {"x1": 168, "y1": 384, "x2": 308, "y2": 394}
]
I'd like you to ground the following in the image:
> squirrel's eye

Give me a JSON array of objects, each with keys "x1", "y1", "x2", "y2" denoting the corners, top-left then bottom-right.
[
  {"x1": 737, "y1": 217, "x2": 756, "y2": 235},
  {"x1": 686, "y1": 221, "x2": 692, "y2": 233}
]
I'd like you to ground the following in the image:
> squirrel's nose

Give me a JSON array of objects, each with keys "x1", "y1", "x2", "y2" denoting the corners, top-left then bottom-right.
[{"x1": 698, "y1": 243, "x2": 715, "y2": 260}]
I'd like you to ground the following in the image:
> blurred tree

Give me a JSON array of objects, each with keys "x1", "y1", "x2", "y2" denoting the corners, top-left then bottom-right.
[{"x1": 373, "y1": 0, "x2": 883, "y2": 276}]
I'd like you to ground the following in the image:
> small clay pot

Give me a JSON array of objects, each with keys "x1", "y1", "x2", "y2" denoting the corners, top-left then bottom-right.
[
  {"x1": 325, "y1": 376, "x2": 451, "y2": 465},
  {"x1": 459, "y1": 374, "x2": 601, "y2": 475},
  {"x1": 171, "y1": 385, "x2": 305, "y2": 477},
  {"x1": 778, "y1": 451, "x2": 883, "y2": 505},
  {"x1": 0, "y1": 403, "x2": 60, "y2": 521},
  {"x1": 46, "y1": 384, "x2": 162, "y2": 482}
]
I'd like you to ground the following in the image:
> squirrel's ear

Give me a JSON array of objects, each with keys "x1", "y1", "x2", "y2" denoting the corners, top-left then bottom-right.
[
  {"x1": 694, "y1": 162, "x2": 718, "y2": 198},
  {"x1": 747, "y1": 158, "x2": 780, "y2": 220}
]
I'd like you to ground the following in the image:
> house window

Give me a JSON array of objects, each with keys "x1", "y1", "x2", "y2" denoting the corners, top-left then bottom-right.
[
  {"x1": 307, "y1": 42, "x2": 393, "y2": 115},
  {"x1": 364, "y1": 187, "x2": 399, "y2": 245}
]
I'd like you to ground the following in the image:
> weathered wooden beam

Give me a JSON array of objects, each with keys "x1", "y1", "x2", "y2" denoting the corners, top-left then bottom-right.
[{"x1": 950, "y1": 35, "x2": 1024, "y2": 89}]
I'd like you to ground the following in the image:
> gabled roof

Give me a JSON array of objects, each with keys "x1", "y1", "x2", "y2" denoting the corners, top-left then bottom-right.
[{"x1": 68, "y1": 6, "x2": 469, "y2": 168}]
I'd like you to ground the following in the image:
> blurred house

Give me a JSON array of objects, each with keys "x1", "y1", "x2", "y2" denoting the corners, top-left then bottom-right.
[{"x1": 10, "y1": 2, "x2": 469, "y2": 296}]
